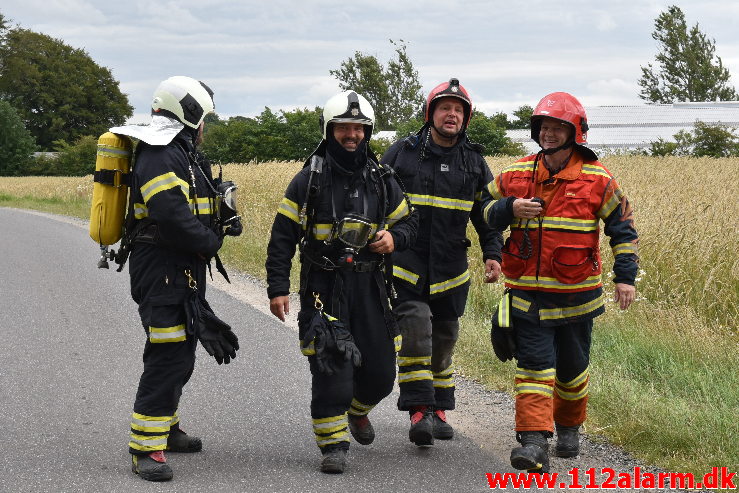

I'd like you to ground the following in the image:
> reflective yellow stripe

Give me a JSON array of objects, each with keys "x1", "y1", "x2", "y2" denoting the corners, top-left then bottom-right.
[
  {"x1": 497, "y1": 292, "x2": 511, "y2": 327},
  {"x1": 511, "y1": 295, "x2": 531, "y2": 312},
  {"x1": 141, "y1": 172, "x2": 189, "y2": 203},
  {"x1": 398, "y1": 356, "x2": 431, "y2": 367},
  {"x1": 500, "y1": 161, "x2": 535, "y2": 174},
  {"x1": 515, "y1": 382, "x2": 554, "y2": 397},
  {"x1": 133, "y1": 202, "x2": 148, "y2": 219},
  {"x1": 149, "y1": 324, "x2": 186, "y2": 343},
  {"x1": 555, "y1": 383, "x2": 589, "y2": 400},
  {"x1": 398, "y1": 370, "x2": 433, "y2": 383},
  {"x1": 556, "y1": 368, "x2": 589, "y2": 388},
  {"x1": 393, "y1": 265, "x2": 420, "y2": 285},
  {"x1": 299, "y1": 339, "x2": 315, "y2": 356},
  {"x1": 387, "y1": 200, "x2": 410, "y2": 225},
  {"x1": 430, "y1": 269, "x2": 470, "y2": 295},
  {"x1": 539, "y1": 295, "x2": 604, "y2": 321},
  {"x1": 189, "y1": 197, "x2": 213, "y2": 214},
  {"x1": 612, "y1": 242, "x2": 638, "y2": 256},
  {"x1": 311, "y1": 223, "x2": 332, "y2": 240},
  {"x1": 581, "y1": 164, "x2": 611, "y2": 179},
  {"x1": 597, "y1": 192, "x2": 621, "y2": 219},
  {"x1": 512, "y1": 216, "x2": 599, "y2": 232},
  {"x1": 516, "y1": 367, "x2": 556, "y2": 381},
  {"x1": 277, "y1": 197, "x2": 300, "y2": 223},
  {"x1": 394, "y1": 334, "x2": 402, "y2": 352},
  {"x1": 408, "y1": 193, "x2": 474, "y2": 211},
  {"x1": 349, "y1": 398, "x2": 374, "y2": 416},
  {"x1": 506, "y1": 275, "x2": 602, "y2": 291},
  {"x1": 97, "y1": 144, "x2": 131, "y2": 158}
]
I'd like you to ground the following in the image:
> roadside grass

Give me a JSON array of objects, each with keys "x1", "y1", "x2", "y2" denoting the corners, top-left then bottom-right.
[{"x1": 1, "y1": 154, "x2": 737, "y2": 478}]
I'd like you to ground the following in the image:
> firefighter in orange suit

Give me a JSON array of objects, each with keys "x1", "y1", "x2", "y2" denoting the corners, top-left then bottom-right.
[{"x1": 483, "y1": 92, "x2": 639, "y2": 473}]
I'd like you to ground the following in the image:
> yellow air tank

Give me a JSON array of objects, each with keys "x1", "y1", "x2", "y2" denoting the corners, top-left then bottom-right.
[{"x1": 89, "y1": 132, "x2": 133, "y2": 246}]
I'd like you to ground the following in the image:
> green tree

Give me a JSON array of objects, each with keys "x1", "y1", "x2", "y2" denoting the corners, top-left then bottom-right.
[
  {"x1": 330, "y1": 40, "x2": 424, "y2": 130},
  {"x1": 639, "y1": 5, "x2": 737, "y2": 103},
  {"x1": 0, "y1": 99, "x2": 36, "y2": 175},
  {"x1": 0, "y1": 25, "x2": 133, "y2": 149},
  {"x1": 468, "y1": 111, "x2": 526, "y2": 156},
  {"x1": 648, "y1": 121, "x2": 739, "y2": 157},
  {"x1": 510, "y1": 105, "x2": 533, "y2": 129}
]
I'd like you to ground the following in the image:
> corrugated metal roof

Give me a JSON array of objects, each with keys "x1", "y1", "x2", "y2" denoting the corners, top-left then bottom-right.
[{"x1": 507, "y1": 101, "x2": 739, "y2": 153}]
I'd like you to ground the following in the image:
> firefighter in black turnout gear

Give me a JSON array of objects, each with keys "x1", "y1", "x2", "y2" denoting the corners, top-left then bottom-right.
[
  {"x1": 112, "y1": 76, "x2": 242, "y2": 482},
  {"x1": 381, "y1": 78, "x2": 503, "y2": 446},
  {"x1": 266, "y1": 91, "x2": 418, "y2": 474}
]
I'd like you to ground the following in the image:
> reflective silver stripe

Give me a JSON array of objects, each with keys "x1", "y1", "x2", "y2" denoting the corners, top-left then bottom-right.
[
  {"x1": 387, "y1": 200, "x2": 410, "y2": 225},
  {"x1": 312, "y1": 223, "x2": 332, "y2": 240},
  {"x1": 349, "y1": 398, "x2": 374, "y2": 416},
  {"x1": 433, "y1": 366, "x2": 454, "y2": 388},
  {"x1": 581, "y1": 164, "x2": 611, "y2": 178},
  {"x1": 430, "y1": 269, "x2": 470, "y2": 295},
  {"x1": 277, "y1": 198, "x2": 300, "y2": 223},
  {"x1": 512, "y1": 217, "x2": 598, "y2": 232},
  {"x1": 612, "y1": 242, "x2": 638, "y2": 256},
  {"x1": 149, "y1": 324, "x2": 186, "y2": 343},
  {"x1": 133, "y1": 203, "x2": 148, "y2": 219},
  {"x1": 500, "y1": 161, "x2": 535, "y2": 174},
  {"x1": 555, "y1": 383, "x2": 589, "y2": 400},
  {"x1": 189, "y1": 198, "x2": 213, "y2": 214},
  {"x1": 598, "y1": 193, "x2": 621, "y2": 219},
  {"x1": 515, "y1": 382, "x2": 554, "y2": 396},
  {"x1": 408, "y1": 193, "x2": 474, "y2": 211},
  {"x1": 393, "y1": 265, "x2": 420, "y2": 285},
  {"x1": 397, "y1": 356, "x2": 431, "y2": 367},
  {"x1": 516, "y1": 367, "x2": 556, "y2": 381},
  {"x1": 131, "y1": 413, "x2": 170, "y2": 432},
  {"x1": 506, "y1": 275, "x2": 602, "y2": 291},
  {"x1": 498, "y1": 292, "x2": 511, "y2": 328},
  {"x1": 129, "y1": 434, "x2": 168, "y2": 448},
  {"x1": 511, "y1": 295, "x2": 531, "y2": 312},
  {"x1": 141, "y1": 172, "x2": 188, "y2": 203},
  {"x1": 398, "y1": 370, "x2": 433, "y2": 383},
  {"x1": 556, "y1": 368, "x2": 589, "y2": 388},
  {"x1": 539, "y1": 295, "x2": 604, "y2": 321},
  {"x1": 97, "y1": 145, "x2": 131, "y2": 158}
]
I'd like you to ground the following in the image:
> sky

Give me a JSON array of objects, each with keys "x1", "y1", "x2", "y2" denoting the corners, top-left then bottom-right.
[{"x1": 3, "y1": 0, "x2": 739, "y2": 124}]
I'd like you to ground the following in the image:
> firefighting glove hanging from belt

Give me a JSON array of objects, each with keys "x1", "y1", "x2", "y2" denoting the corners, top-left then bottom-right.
[
  {"x1": 183, "y1": 271, "x2": 239, "y2": 365},
  {"x1": 301, "y1": 293, "x2": 362, "y2": 375},
  {"x1": 490, "y1": 291, "x2": 516, "y2": 362}
]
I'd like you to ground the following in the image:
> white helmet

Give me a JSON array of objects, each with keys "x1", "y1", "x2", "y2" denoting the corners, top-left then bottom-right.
[
  {"x1": 320, "y1": 91, "x2": 374, "y2": 140},
  {"x1": 151, "y1": 76, "x2": 215, "y2": 129}
]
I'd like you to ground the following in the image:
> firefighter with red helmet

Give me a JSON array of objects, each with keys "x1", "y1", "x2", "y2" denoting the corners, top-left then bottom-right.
[
  {"x1": 484, "y1": 92, "x2": 639, "y2": 473},
  {"x1": 382, "y1": 78, "x2": 503, "y2": 446}
]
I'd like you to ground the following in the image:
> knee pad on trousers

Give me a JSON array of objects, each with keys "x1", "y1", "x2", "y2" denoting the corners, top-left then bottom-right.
[
  {"x1": 431, "y1": 320, "x2": 459, "y2": 373},
  {"x1": 394, "y1": 301, "x2": 432, "y2": 356}
]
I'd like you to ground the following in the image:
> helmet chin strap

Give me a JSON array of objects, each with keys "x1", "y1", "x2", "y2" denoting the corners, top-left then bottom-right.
[{"x1": 540, "y1": 139, "x2": 574, "y2": 155}]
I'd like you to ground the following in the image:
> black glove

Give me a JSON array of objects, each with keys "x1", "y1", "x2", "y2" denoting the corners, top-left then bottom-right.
[
  {"x1": 224, "y1": 218, "x2": 242, "y2": 237},
  {"x1": 490, "y1": 292, "x2": 516, "y2": 362},
  {"x1": 331, "y1": 322, "x2": 362, "y2": 368},
  {"x1": 184, "y1": 292, "x2": 239, "y2": 365}
]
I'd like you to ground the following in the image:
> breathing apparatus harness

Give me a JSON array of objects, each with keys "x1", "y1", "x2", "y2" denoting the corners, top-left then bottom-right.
[{"x1": 110, "y1": 140, "x2": 239, "y2": 283}]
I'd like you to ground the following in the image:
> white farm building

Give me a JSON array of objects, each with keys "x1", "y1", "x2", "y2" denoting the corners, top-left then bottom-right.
[{"x1": 507, "y1": 101, "x2": 739, "y2": 154}]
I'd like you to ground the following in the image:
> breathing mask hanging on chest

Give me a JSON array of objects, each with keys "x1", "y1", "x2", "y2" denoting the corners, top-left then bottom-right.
[{"x1": 327, "y1": 212, "x2": 373, "y2": 249}]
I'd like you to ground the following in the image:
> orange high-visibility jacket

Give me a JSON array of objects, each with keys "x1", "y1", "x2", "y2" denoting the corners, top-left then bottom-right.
[{"x1": 484, "y1": 152, "x2": 639, "y2": 297}]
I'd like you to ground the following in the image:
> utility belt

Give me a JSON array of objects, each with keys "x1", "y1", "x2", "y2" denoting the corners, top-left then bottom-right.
[{"x1": 300, "y1": 249, "x2": 383, "y2": 272}]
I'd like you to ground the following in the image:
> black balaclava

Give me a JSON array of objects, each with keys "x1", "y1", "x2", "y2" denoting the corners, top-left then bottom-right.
[{"x1": 326, "y1": 125, "x2": 368, "y2": 174}]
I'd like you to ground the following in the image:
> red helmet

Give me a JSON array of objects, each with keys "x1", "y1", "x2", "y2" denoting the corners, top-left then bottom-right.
[
  {"x1": 530, "y1": 92, "x2": 589, "y2": 145},
  {"x1": 425, "y1": 78, "x2": 473, "y2": 128}
]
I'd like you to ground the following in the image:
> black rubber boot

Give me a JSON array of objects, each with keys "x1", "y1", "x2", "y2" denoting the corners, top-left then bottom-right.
[
  {"x1": 167, "y1": 427, "x2": 203, "y2": 453},
  {"x1": 555, "y1": 423, "x2": 580, "y2": 457},
  {"x1": 510, "y1": 431, "x2": 550, "y2": 473},
  {"x1": 408, "y1": 406, "x2": 434, "y2": 446},
  {"x1": 348, "y1": 414, "x2": 375, "y2": 445},
  {"x1": 432, "y1": 409, "x2": 454, "y2": 440},
  {"x1": 320, "y1": 447, "x2": 348, "y2": 474},
  {"x1": 131, "y1": 451, "x2": 173, "y2": 482}
]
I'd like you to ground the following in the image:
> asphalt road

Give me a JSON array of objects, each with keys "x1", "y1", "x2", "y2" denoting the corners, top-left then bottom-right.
[{"x1": 0, "y1": 208, "x2": 516, "y2": 493}]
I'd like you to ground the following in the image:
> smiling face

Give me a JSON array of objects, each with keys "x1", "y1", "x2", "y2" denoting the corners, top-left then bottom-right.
[
  {"x1": 332, "y1": 122, "x2": 365, "y2": 151},
  {"x1": 431, "y1": 97, "x2": 465, "y2": 139},
  {"x1": 538, "y1": 117, "x2": 573, "y2": 150}
]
